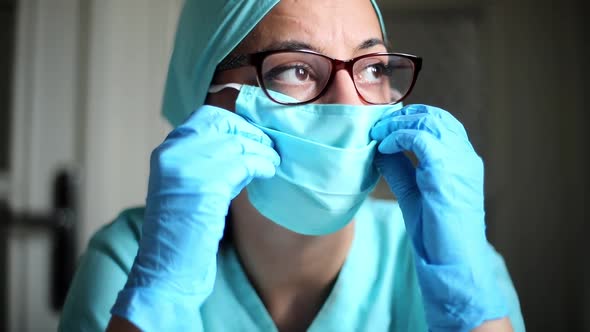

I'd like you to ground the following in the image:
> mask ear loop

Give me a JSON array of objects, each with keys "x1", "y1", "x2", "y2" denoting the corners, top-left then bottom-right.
[{"x1": 208, "y1": 83, "x2": 243, "y2": 94}]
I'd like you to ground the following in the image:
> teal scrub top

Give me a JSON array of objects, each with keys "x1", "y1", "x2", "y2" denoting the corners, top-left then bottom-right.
[{"x1": 58, "y1": 198, "x2": 525, "y2": 331}]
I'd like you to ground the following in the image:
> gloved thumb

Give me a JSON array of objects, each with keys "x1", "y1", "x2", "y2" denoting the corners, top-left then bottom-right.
[
  {"x1": 374, "y1": 151, "x2": 418, "y2": 202},
  {"x1": 375, "y1": 151, "x2": 427, "y2": 258}
]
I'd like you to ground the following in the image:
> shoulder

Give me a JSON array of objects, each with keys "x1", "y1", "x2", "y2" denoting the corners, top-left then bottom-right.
[
  {"x1": 360, "y1": 198, "x2": 525, "y2": 331},
  {"x1": 58, "y1": 207, "x2": 145, "y2": 332},
  {"x1": 87, "y1": 207, "x2": 144, "y2": 271},
  {"x1": 92, "y1": 206, "x2": 144, "y2": 244}
]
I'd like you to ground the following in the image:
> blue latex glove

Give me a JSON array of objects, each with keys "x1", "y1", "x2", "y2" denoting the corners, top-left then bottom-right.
[
  {"x1": 370, "y1": 104, "x2": 507, "y2": 332},
  {"x1": 110, "y1": 105, "x2": 280, "y2": 331}
]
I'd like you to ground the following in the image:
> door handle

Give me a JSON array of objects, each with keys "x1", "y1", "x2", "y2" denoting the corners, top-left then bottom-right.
[
  {"x1": 0, "y1": 169, "x2": 78, "y2": 311},
  {"x1": 50, "y1": 170, "x2": 78, "y2": 311}
]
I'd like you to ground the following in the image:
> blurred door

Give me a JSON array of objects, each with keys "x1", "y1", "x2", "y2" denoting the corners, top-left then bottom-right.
[
  {"x1": 3, "y1": 0, "x2": 84, "y2": 330},
  {"x1": 0, "y1": 1, "x2": 16, "y2": 329},
  {"x1": 3, "y1": 0, "x2": 181, "y2": 331}
]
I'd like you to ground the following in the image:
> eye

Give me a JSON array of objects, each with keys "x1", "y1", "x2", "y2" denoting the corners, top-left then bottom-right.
[
  {"x1": 357, "y1": 63, "x2": 388, "y2": 84},
  {"x1": 264, "y1": 64, "x2": 315, "y2": 85}
]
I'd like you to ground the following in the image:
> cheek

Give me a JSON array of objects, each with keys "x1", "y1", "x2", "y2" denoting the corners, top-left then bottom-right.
[
  {"x1": 204, "y1": 89, "x2": 240, "y2": 112},
  {"x1": 207, "y1": 67, "x2": 259, "y2": 112},
  {"x1": 213, "y1": 67, "x2": 258, "y2": 85}
]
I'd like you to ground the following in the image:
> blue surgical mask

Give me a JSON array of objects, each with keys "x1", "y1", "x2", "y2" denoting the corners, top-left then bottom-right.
[{"x1": 209, "y1": 84, "x2": 401, "y2": 236}]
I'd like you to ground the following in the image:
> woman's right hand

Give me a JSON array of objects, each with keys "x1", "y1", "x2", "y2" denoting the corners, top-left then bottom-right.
[{"x1": 109, "y1": 105, "x2": 280, "y2": 331}]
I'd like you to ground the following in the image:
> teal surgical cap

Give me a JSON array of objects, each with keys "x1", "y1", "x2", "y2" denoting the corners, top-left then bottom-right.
[{"x1": 162, "y1": 0, "x2": 388, "y2": 127}]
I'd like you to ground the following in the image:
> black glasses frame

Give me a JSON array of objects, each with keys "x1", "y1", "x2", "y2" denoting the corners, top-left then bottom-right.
[{"x1": 217, "y1": 49, "x2": 423, "y2": 106}]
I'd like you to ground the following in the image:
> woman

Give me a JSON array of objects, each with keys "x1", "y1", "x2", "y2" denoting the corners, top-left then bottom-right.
[{"x1": 59, "y1": 0, "x2": 525, "y2": 331}]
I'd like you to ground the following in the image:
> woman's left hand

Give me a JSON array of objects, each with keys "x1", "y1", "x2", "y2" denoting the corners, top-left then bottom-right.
[{"x1": 371, "y1": 104, "x2": 508, "y2": 332}]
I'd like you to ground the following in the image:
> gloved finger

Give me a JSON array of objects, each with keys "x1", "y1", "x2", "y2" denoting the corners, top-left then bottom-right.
[
  {"x1": 397, "y1": 104, "x2": 468, "y2": 137},
  {"x1": 410, "y1": 105, "x2": 469, "y2": 140},
  {"x1": 377, "y1": 130, "x2": 446, "y2": 165},
  {"x1": 371, "y1": 113, "x2": 443, "y2": 141},
  {"x1": 150, "y1": 134, "x2": 280, "y2": 195},
  {"x1": 196, "y1": 135, "x2": 281, "y2": 172},
  {"x1": 237, "y1": 135, "x2": 281, "y2": 169},
  {"x1": 224, "y1": 152, "x2": 280, "y2": 199},
  {"x1": 224, "y1": 137, "x2": 281, "y2": 198},
  {"x1": 372, "y1": 104, "x2": 469, "y2": 142},
  {"x1": 174, "y1": 105, "x2": 275, "y2": 148},
  {"x1": 155, "y1": 132, "x2": 279, "y2": 167},
  {"x1": 371, "y1": 113, "x2": 475, "y2": 156},
  {"x1": 152, "y1": 138, "x2": 279, "y2": 202},
  {"x1": 241, "y1": 154, "x2": 279, "y2": 179},
  {"x1": 210, "y1": 136, "x2": 281, "y2": 178}
]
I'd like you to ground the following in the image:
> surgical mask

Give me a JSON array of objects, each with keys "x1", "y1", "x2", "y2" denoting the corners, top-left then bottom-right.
[{"x1": 209, "y1": 84, "x2": 401, "y2": 236}]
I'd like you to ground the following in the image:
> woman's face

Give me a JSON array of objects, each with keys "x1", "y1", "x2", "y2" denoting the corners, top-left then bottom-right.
[{"x1": 208, "y1": 0, "x2": 387, "y2": 109}]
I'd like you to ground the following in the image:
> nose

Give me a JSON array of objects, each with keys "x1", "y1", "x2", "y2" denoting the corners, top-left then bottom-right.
[{"x1": 317, "y1": 69, "x2": 365, "y2": 105}]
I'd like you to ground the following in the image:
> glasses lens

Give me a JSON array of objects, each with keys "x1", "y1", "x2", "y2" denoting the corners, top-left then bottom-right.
[
  {"x1": 353, "y1": 55, "x2": 415, "y2": 104},
  {"x1": 260, "y1": 52, "x2": 332, "y2": 104}
]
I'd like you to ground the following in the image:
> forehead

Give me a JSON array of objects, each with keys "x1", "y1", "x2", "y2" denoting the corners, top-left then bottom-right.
[{"x1": 243, "y1": 0, "x2": 385, "y2": 59}]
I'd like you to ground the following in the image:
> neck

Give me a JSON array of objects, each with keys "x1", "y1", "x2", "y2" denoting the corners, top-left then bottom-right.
[{"x1": 229, "y1": 191, "x2": 355, "y2": 331}]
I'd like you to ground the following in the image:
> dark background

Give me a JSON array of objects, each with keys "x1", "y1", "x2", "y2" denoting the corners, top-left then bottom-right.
[
  {"x1": 0, "y1": 0, "x2": 14, "y2": 170},
  {"x1": 375, "y1": 0, "x2": 589, "y2": 330}
]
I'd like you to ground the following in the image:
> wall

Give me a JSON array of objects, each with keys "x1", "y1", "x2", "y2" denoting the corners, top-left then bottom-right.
[
  {"x1": 9, "y1": 0, "x2": 81, "y2": 212},
  {"x1": 581, "y1": 2, "x2": 589, "y2": 330},
  {"x1": 80, "y1": 0, "x2": 179, "y2": 248},
  {"x1": 482, "y1": 2, "x2": 586, "y2": 330}
]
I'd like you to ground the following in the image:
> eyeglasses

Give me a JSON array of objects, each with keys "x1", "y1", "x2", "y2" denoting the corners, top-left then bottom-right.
[{"x1": 216, "y1": 49, "x2": 422, "y2": 105}]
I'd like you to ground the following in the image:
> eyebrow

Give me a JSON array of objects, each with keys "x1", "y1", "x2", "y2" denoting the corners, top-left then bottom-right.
[
  {"x1": 258, "y1": 40, "x2": 325, "y2": 53},
  {"x1": 216, "y1": 38, "x2": 388, "y2": 72},
  {"x1": 356, "y1": 38, "x2": 387, "y2": 52},
  {"x1": 258, "y1": 38, "x2": 387, "y2": 54}
]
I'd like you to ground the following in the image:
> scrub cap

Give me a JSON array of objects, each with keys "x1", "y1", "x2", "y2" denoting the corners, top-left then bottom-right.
[{"x1": 163, "y1": 0, "x2": 388, "y2": 127}]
